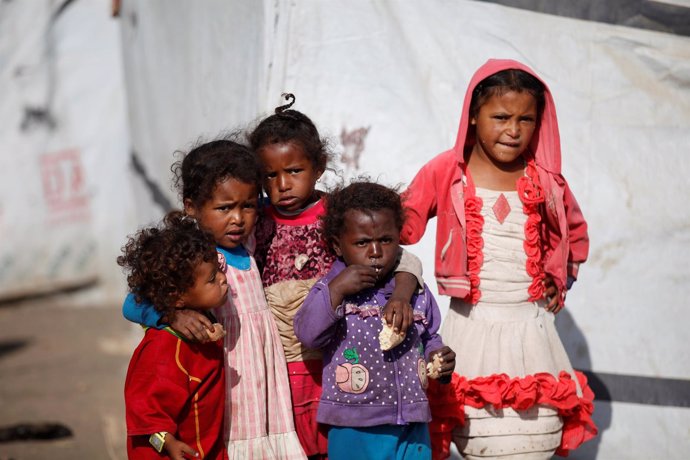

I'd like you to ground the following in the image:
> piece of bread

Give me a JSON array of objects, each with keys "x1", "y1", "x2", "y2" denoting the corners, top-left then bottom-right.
[
  {"x1": 379, "y1": 318, "x2": 405, "y2": 351},
  {"x1": 206, "y1": 323, "x2": 226, "y2": 341},
  {"x1": 426, "y1": 354, "x2": 443, "y2": 379}
]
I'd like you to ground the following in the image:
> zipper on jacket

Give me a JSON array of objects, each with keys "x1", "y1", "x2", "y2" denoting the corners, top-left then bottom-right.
[
  {"x1": 392, "y1": 352, "x2": 404, "y2": 424},
  {"x1": 440, "y1": 229, "x2": 453, "y2": 260}
]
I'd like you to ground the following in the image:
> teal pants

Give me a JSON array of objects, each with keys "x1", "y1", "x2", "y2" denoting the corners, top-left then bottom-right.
[{"x1": 328, "y1": 423, "x2": 431, "y2": 460}]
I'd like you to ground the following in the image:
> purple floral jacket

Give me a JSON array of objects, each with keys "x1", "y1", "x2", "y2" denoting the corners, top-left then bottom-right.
[{"x1": 294, "y1": 259, "x2": 445, "y2": 428}]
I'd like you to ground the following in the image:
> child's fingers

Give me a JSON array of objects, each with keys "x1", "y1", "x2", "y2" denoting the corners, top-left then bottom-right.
[
  {"x1": 188, "y1": 325, "x2": 211, "y2": 343},
  {"x1": 176, "y1": 325, "x2": 207, "y2": 343},
  {"x1": 398, "y1": 303, "x2": 413, "y2": 334},
  {"x1": 438, "y1": 361, "x2": 453, "y2": 374},
  {"x1": 544, "y1": 293, "x2": 560, "y2": 312},
  {"x1": 442, "y1": 347, "x2": 456, "y2": 360},
  {"x1": 190, "y1": 310, "x2": 213, "y2": 330},
  {"x1": 388, "y1": 310, "x2": 401, "y2": 332},
  {"x1": 382, "y1": 301, "x2": 410, "y2": 334},
  {"x1": 382, "y1": 306, "x2": 395, "y2": 326},
  {"x1": 178, "y1": 441, "x2": 199, "y2": 459}
]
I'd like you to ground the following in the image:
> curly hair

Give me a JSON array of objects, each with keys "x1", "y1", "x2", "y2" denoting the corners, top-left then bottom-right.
[
  {"x1": 248, "y1": 93, "x2": 330, "y2": 172},
  {"x1": 470, "y1": 69, "x2": 545, "y2": 120},
  {"x1": 172, "y1": 134, "x2": 261, "y2": 208},
  {"x1": 322, "y1": 180, "x2": 405, "y2": 244},
  {"x1": 117, "y1": 211, "x2": 218, "y2": 317}
]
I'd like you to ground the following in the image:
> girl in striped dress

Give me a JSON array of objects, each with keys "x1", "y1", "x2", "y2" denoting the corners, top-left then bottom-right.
[{"x1": 123, "y1": 137, "x2": 306, "y2": 459}]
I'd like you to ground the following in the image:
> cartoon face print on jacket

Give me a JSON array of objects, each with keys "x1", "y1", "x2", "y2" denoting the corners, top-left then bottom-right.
[
  {"x1": 416, "y1": 344, "x2": 428, "y2": 390},
  {"x1": 335, "y1": 347, "x2": 370, "y2": 394}
]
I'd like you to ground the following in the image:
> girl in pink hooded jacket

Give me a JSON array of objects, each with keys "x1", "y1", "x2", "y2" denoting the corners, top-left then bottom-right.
[{"x1": 402, "y1": 59, "x2": 597, "y2": 459}]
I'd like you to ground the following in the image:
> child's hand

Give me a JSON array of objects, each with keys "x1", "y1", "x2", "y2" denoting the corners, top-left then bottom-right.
[
  {"x1": 428, "y1": 346, "x2": 456, "y2": 379},
  {"x1": 328, "y1": 265, "x2": 378, "y2": 308},
  {"x1": 386, "y1": 271, "x2": 418, "y2": 335},
  {"x1": 382, "y1": 298, "x2": 413, "y2": 335},
  {"x1": 163, "y1": 433, "x2": 199, "y2": 459},
  {"x1": 170, "y1": 309, "x2": 214, "y2": 343},
  {"x1": 543, "y1": 276, "x2": 563, "y2": 314}
]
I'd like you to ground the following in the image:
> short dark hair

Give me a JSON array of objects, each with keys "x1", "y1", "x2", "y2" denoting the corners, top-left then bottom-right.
[
  {"x1": 117, "y1": 211, "x2": 218, "y2": 317},
  {"x1": 470, "y1": 69, "x2": 546, "y2": 119},
  {"x1": 172, "y1": 134, "x2": 261, "y2": 208},
  {"x1": 322, "y1": 180, "x2": 405, "y2": 244},
  {"x1": 248, "y1": 94, "x2": 329, "y2": 172}
]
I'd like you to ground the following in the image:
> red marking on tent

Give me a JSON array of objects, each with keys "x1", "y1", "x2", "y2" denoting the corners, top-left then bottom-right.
[{"x1": 40, "y1": 149, "x2": 91, "y2": 221}]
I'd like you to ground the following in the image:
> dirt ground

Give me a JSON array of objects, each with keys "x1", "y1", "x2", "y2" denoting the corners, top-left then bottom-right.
[{"x1": 0, "y1": 296, "x2": 138, "y2": 460}]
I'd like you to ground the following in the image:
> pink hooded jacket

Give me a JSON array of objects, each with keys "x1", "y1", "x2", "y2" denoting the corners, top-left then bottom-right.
[{"x1": 401, "y1": 59, "x2": 588, "y2": 306}]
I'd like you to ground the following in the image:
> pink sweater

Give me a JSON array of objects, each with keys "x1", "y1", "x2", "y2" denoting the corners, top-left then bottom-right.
[{"x1": 401, "y1": 59, "x2": 588, "y2": 305}]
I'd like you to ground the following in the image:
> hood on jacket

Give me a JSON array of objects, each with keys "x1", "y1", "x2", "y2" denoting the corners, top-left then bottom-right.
[{"x1": 452, "y1": 59, "x2": 562, "y2": 175}]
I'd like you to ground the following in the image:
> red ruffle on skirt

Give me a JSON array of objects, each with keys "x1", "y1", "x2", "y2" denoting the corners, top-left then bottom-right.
[{"x1": 427, "y1": 371, "x2": 597, "y2": 459}]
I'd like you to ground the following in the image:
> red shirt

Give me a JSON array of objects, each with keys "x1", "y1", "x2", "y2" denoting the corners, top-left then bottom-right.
[{"x1": 125, "y1": 328, "x2": 226, "y2": 459}]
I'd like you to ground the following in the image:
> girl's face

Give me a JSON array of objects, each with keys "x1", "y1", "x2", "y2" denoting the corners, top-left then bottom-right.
[
  {"x1": 184, "y1": 178, "x2": 258, "y2": 249},
  {"x1": 179, "y1": 259, "x2": 228, "y2": 310},
  {"x1": 333, "y1": 209, "x2": 400, "y2": 281},
  {"x1": 471, "y1": 90, "x2": 538, "y2": 167},
  {"x1": 258, "y1": 141, "x2": 323, "y2": 214}
]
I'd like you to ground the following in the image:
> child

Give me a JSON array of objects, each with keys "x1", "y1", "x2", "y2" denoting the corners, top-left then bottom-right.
[
  {"x1": 119, "y1": 211, "x2": 227, "y2": 459},
  {"x1": 123, "y1": 138, "x2": 306, "y2": 459},
  {"x1": 249, "y1": 95, "x2": 424, "y2": 459},
  {"x1": 294, "y1": 181, "x2": 456, "y2": 460},
  {"x1": 401, "y1": 59, "x2": 597, "y2": 459}
]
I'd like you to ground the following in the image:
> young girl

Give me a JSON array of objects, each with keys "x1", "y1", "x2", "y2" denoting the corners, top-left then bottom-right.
[
  {"x1": 401, "y1": 59, "x2": 597, "y2": 459},
  {"x1": 123, "y1": 138, "x2": 306, "y2": 459},
  {"x1": 294, "y1": 181, "x2": 455, "y2": 460},
  {"x1": 119, "y1": 211, "x2": 227, "y2": 459},
  {"x1": 249, "y1": 95, "x2": 424, "y2": 459}
]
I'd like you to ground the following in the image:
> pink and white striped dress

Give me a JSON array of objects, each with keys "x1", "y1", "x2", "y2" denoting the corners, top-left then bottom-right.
[{"x1": 215, "y1": 256, "x2": 306, "y2": 459}]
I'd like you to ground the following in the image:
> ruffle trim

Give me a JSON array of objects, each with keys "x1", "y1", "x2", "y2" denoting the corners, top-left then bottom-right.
[
  {"x1": 517, "y1": 161, "x2": 546, "y2": 301},
  {"x1": 464, "y1": 159, "x2": 547, "y2": 303},
  {"x1": 427, "y1": 370, "x2": 597, "y2": 459},
  {"x1": 464, "y1": 195, "x2": 484, "y2": 303}
]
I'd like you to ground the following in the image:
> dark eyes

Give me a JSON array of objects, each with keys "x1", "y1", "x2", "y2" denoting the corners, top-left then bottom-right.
[
  {"x1": 215, "y1": 202, "x2": 256, "y2": 211},
  {"x1": 265, "y1": 169, "x2": 302, "y2": 179},
  {"x1": 354, "y1": 238, "x2": 393, "y2": 246},
  {"x1": 492, "y1": 115, "x2": 535, "y2": 122}
]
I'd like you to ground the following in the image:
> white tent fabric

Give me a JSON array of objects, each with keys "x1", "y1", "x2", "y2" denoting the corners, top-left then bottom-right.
[
  {"x1": 118, "y1": 2, "x2": 690, "y2": 458},
  {"x1": 1, "y1": 0, "x2": 687, "y2": 457},
  {"x1": 0, "y1": 0, "x2": 131, "y2": 303}
]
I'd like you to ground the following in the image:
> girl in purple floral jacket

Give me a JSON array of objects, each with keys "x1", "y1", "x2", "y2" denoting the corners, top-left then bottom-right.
[{"x1": 295, "y1": 181, "x2": 455, "y2": 460}]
